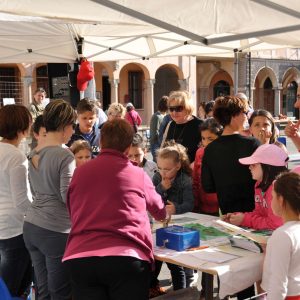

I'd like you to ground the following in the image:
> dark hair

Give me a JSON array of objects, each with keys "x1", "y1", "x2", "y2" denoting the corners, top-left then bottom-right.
[
  {"x1": 0, "y1": 104, "x2": 32, "y2": 140},
  {"x1": 213, "y1": 96, "x2": 248, "y2": 127},
  {"x1": 33, "y1": 115, "x2": 45, "y2": 134},
  {"x1": 248, "y1": 109, "x2": 278, "y2": 144},
  {"x1": 204, "y1": 100, "x2": 215, "y2": 116},
  {"x1": 257, "y1": 163, "x2": 288, "y2": 192},
  {"x1": 274, "y1": 172, "x2": 300, "y2": 216},
  {"x1": 43, "y1": 99, "x2": 77, "y2": 132},
  {"x1": 157, "y1": 96, "x2": 169, "y2": 112},
  {"x1": 126, "y1": 106, "x2": 134, "y2": 112},
  {"x1": 131, "y1": 133, "x2": 145, "y2": 149},
  {"x1": 101, "y1": 119, "x2": 134, "y2": 152},
  {"x1": 76, "y1": 98, "x2": 98, "y2": 115},
  {"x1": 199, "y1": 117, "x2": 223, "y2": 136}
]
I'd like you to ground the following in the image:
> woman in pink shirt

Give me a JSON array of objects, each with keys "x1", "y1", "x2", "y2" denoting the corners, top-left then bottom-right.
[{"x1": 63, "y1": 119, "x2": 167, "y2": 300}]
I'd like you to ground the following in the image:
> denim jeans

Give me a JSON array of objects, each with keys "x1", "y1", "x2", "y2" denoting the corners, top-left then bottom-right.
[
  {"x1": 167, "y1": 263, "x2": 194, "y2": 290},
  {"x1": 0, "y1": 234, "x2": 32, "y2": 297},
  {"x1": 23, "y1": 222, "x2": 71, "y2": 300},
  {"x1": 64, "y1": 256, "x2": 151, "y2": 300},
  {"x1": 150, "y1": 143, "x2": 159, "y2": 162}
]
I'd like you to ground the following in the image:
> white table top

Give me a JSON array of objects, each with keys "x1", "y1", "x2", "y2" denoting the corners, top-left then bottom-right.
[{"x1": 153, "y1": 212, "x2": 264, "y2": 298}]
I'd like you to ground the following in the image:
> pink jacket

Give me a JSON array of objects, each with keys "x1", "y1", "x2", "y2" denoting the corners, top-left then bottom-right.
[
  {"x1": 63, "y1": 149, "x2": 166, "y2": 264},
  {"x1": 125, "y1": 110, "x2": 142, "y2": 126},
  {"x1": 241, "y1": 182, "x2": 283, "y2": 230},
  {"x1": 192, "y1": 147, "x2": 219, "y2": 214}
]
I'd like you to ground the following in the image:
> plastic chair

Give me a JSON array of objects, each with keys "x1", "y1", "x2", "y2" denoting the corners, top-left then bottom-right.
[{"x1": 0, "y1": 278, "x2": 22, "y2": 300}]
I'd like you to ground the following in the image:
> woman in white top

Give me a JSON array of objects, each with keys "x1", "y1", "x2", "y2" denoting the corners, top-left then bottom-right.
[
  {"x1": 261, "y1": 172, "x2": 300, "y2": 300},
  {"x1": 0, "y1": 104, "x2": 32, "y2": 297}
]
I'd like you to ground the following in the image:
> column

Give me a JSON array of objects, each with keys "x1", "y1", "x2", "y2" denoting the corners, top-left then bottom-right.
[
  {"x1": 178, "y1": 79, "x2": 187, "y2": 90},
  {"x1": 109, "y1": 79, "x2": 119, "y2": 103},
  {"x1": 22, "y1": 76, "x2": 33, "y2": 106},
  {"x1": 274, "y1": 85, "x2": 282, "y2": 117},
  {"x1": 144, "y1": 79, "x2": 155, "y2": 123}
]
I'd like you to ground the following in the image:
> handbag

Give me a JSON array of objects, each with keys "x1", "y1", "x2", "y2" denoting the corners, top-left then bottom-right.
[{"x1": 160, "y1": 121, "x2": 172, "y2": 148}]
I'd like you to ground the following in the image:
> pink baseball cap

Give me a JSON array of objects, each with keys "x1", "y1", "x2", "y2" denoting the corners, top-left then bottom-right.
[{"x1": 239, "y1": 144, "x2": 288, "y2": 166}]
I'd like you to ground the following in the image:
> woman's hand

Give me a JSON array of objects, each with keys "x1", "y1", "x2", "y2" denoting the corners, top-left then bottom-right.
[{"x1": 285, "y1": 120, "x2": 300, "y2": 138}]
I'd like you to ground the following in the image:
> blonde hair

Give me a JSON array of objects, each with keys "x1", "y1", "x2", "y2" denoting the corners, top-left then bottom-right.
[
  {"x1": 70, "y1": 140, "x2": 92, "y2": 155},
  {"x1": 168, "y1": 90, "x2": 194, "y2": 116},
  {"x1": 107, "y1": 103, "x2": 126, "y2": 118},
  {"x1": 156, "y1": 141, "x2": 192, "y2": 175}
]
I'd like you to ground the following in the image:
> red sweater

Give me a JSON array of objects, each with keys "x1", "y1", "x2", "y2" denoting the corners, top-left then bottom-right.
[
  {"x1": 192, "y1": 147, "x2": 219, "y2": 214},
  {"x1": 63, "y1": 149, "x2": 166, "y2": 263},
  {"x1": 241, "y1": 182, "x2": 283, "y2": 230}
]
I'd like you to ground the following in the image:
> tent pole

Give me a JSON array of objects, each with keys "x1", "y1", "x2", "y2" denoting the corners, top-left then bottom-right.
[
  {"x1": 234, "y1": 49, "x2": 239, "y2": 95},
  {"x1": 92, "y1": 0, "x2": 207, "y2": 44}
]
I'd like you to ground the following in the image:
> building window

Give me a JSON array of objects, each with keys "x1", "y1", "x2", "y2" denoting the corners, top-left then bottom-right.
[
  {"x1": 213, "y1": 80, "x2": 230, "y2": 99},
  {"x1": 128, "y1": 71, "x2": 143, "y2": 109},
  {"x1": 36, "y1": 65, "x2": 49, "y2": 95},
  {"x1": 0, "y1": 67, "x2": 22, "y2": 105}
]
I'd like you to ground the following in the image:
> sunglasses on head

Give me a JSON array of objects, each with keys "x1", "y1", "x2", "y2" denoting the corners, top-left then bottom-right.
[{"x1": 168, "y1": 105, "x2": 184, "y2": 112}]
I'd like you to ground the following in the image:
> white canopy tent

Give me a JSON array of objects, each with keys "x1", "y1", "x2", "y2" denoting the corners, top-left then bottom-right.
[{"x1": 0, "y1": 0, "x2": 299, "y2": 63}]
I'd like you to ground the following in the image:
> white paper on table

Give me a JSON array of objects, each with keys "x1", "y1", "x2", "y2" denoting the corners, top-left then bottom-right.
[{"x1": 189, "y1": 248, "x2": 240, "y2": 263}]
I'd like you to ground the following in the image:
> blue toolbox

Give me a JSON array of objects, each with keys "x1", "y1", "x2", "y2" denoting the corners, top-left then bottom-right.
[{"x1": 156, "y1": 225, "x2": 200, "y2": 251}]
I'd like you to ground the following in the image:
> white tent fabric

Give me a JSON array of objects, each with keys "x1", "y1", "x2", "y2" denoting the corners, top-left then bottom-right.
[{"x1": 0, "y1": 0, "x2": 299, "y2": 62}]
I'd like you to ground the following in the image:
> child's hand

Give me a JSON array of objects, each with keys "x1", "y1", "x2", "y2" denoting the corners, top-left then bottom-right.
[
  {"x1": 161, "y1": 177, "x2": 172, "y2": 190},
  {"x1": 221, "y1": 213, "x2": 232, "y2": 222},
  {"x1": 258, "y1": 129, "x2": 272, "y2": 144},
  {"x1": 166, "y1": 200, "x2": 176, "y2": 215},
  {"x1": 229, "y1": 213, "x2": 244, "y2": 226}
]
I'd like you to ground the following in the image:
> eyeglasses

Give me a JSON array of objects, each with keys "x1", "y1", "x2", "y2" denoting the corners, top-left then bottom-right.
[
  {"x1": 168, "y1": 106, "x2": 184, "y2": 113},
  {"x1": 158, "y1": 167, "x2": 176, "y2": 174}
]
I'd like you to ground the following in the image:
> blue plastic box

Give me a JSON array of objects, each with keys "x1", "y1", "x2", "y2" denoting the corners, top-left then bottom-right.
[{"x1": 156, "y1": 225, "x2": 200, "y2": 251}]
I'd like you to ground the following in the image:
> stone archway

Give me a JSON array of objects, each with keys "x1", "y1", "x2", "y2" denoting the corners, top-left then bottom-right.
[
  {"x1": 94, "y1": 62, "x2": 114, "y2": 111},
  {"x1": 282, "y1": 67, "x2": 300, "y2": 118},
  {"x1": 209, "y1": 70, "x2": 233, "y2": 100},
  {"x1": 253, "y1": 67, "x2": 278, "y2": 113},
  {"x1": 154, "y1": 64, "x2": 183, "y2": 110},
  {"x1": 119, "y1": 63, "x2": 150, "y2": 109}
]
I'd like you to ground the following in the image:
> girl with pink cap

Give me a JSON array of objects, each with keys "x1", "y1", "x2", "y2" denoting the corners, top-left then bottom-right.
[{"x1": 223, "y1": 144, "x2": 288, "y2": 230}]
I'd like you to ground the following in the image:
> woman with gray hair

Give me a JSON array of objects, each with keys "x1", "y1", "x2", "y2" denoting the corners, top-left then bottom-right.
[{"x1": 23, "y1": 99, "x2": 77, "y2": 300}]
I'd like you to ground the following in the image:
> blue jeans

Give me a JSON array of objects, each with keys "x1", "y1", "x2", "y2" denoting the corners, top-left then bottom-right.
[
  {"x1": 0, "y1": 234, "x2": 32, "y2": 297},
  {"x1": 167, "y1": 263, "x2": 194, "y2": 290},
  {"x1": 23, "y1": 222, "x2": 71, "y2": 300},
  {"x1": 150, "y1": 143, "x2": 159, "y2": 162}
]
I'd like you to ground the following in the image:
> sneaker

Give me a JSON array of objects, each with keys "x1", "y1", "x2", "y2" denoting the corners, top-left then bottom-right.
[{"x1": 149, "y1": 285, "x2": 167, "y2": 298}]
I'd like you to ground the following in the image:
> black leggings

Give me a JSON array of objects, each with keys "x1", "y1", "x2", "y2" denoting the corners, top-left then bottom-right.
[{"x1": 64, "y1": 256, "x2": 151, "y2": 300}]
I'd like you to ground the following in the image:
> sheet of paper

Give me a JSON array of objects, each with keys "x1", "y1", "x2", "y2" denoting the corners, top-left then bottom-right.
[
  {"x1": 3, "y1": 98, "x2": 15, "y2": 105},
  {"x1": 189, "y1": 248, "x2": 240, "y2": 263}
]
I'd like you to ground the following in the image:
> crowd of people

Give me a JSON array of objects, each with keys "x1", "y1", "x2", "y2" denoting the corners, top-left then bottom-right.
[{"x1": 0, "y1": 89, "x2": 299, "y2": 300}]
